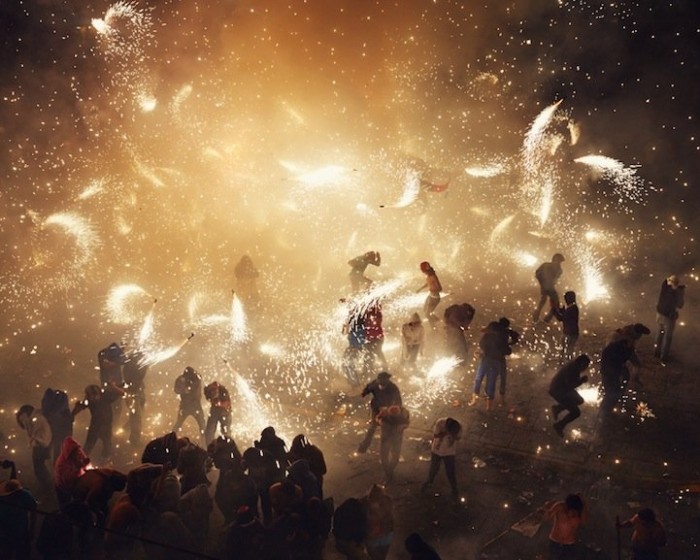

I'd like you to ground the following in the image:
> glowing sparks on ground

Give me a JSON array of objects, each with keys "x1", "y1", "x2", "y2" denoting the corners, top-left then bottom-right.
[{"x1": 465, "y1": 163, "x2": 507, "y2": 178}]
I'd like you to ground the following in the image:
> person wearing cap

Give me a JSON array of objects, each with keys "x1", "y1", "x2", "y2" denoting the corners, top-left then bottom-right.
[
  {"x1": 417, "y1": 261, "x2": 443, "y2": 324},
  {"x1": 0, "y1": 476, "x2": 38, "y2": 558},
  {"x1": 357, "y1": 372, "x2": 402, "y2": 454},
  {"x1": 173, "y1": 366, "x2": 206, "y2": 441},
  {"x1": 348, "y1": 250, "x2": 381, "y2": 293},
  {"x1": 533, "y1": 253, "x2": 565, "y2": 323},
  {"x1": 654, "y1": 275, "x2": 685, "y2": 364}
]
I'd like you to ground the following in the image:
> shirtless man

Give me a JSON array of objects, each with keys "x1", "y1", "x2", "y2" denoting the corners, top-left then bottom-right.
[
  {"x1": 540, "y1": 493, "x2": 587, "y2": 560},
  {"x1": 417, "y1": 261, "x2": 442, "y2": 323}
]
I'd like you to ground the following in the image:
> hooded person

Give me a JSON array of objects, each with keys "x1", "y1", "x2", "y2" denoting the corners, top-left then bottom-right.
[
  {"x1": 533, "y1": 253, "x2": 565, "y2": 323},
  {"x1": 54, "y1": 436, "x2": 90, "y2": 509},
  {"x1": 254, "y1": 426, "x2": 288, "y2": 480},
  {"x1": 72, "y1": 467, "x2": 128, "y2": 522},
  {"x1": 287, "y1": 435, "x2": 327, "y2": 492},
  {"x1": 287, "y1": 459, "x2": 322, "y2": 503}
]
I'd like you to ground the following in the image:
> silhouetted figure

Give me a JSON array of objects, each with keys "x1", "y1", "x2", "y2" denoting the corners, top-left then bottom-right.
[
  {"x1": 358, "y1": 372, "x2": 402, "y2": 454},
  {"x1": 654, "y1": 274, "x2": 685, "y2": 364},
  {"x1": 533, "y1": 253, "x2": 565, "y2": 323},
  {"x1": 553, "y1": 291, "x2": 579, "y2": 360},
  {"x1": 549, "y1": 355, "x2": 590, "y2": 438},
  {"x1": 173, "y1": 367, "x2": 206, "y2": 441},
  {"x1": 348, "y1": 251, "x2": 381, "y2": 293}
]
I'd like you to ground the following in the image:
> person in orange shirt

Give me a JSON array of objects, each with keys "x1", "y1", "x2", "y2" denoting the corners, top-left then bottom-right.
[{"x1": 541, "y1": 493, "x2": 587, "y2": 559}]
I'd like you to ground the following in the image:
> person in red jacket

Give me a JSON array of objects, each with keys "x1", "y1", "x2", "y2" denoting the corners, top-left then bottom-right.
[{"x1": 204, "y1": 381, "x2": 232, "y2": 445}]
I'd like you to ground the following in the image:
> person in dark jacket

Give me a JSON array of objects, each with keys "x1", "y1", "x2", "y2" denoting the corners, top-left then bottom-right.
[
  {"x1": 554, "y1": 291, "x2": 580, "y2": 361},
  {"x1": 254, "y1": 426, "x2": 288, "y2": 482},
  {"x1": 333, "y1": 497, "x2": 368, "y2": 559},
  {"x1": 41, "y1": 388, "x2": 74, "y2": 464},
  {"x1": 493, "y1": 317, "x2": 520, "y2": 406},
  {"x1": 405, "y1": 532, "x2": 441, "y2": 560},
  {"x1": 533, "y1": 253, "x2": 565, "y2": 323},
  {"x1": 357, "y1": 372, "x2": 402, "y2": 454},
  {"x1": 468, "y1": 323, "x2": 511, "y2": 410},
  {"x1": 72, "y1": 383, "x2": 125, "y2": 459},
  {"x1": 549, "y1": 354, "x2": 590, "y2": 437},
  {"x1": 654, "y1": 274, "x2": 685, "y2": 364},
  {"x1": 97, "y1": 342, "x2": 126, "y2": 424},
  {"x1": 443, "y1": 303, "x2": 476, "y2": 362},
  {"x1": 204, "y1": 381, "x2": 232, "y2": 445},
  {"x1": 172, "y1": 367, "x2": 206, "y2": 442},
  {"x1": 348, "y1": 251, "x2": 381, "y2": 293},
  {"x1": 287, "y1": 435, "x2": 327, "y2": 492},
  {"x1": 122, "y1": 350, "x2": 149, "y2": 447},
  {"x1": 600, "y1": 338, "x2": 638, "y2": 413}
]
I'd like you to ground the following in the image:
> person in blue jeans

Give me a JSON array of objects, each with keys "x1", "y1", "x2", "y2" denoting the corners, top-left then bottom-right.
[{"x1": 468, "y1": 321, "x2": 511, "y2": 410}]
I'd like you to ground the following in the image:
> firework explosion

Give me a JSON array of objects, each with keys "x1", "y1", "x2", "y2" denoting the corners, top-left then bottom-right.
[{"x1": 0, "y1": 1, "x2": 697, "y2": 445}]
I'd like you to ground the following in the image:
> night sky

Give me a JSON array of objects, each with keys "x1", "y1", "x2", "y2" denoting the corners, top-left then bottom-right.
[{"x1": 0, "y1": 1, "x2": 699, "y2": 344}]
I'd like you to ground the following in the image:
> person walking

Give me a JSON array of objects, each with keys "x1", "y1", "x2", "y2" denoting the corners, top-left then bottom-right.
[
  {"x1": 553, "y1": 291, "x2": 579, "y2": 361},
  {"x1": 533, "y1": 253, "x2": 565, "y2": 323},
  {"x1": 654, "y1": 274, "x2": 685, "y2": 364},
  {"x1": 376, "y1": 405, "x2": 410, "y2": 483},
  {"x1": 417, "y1": 261, "x2": 442, "y2": 324},
  {"x1": 549, "y1": 355, "x2": 590, "y2": 438},
  {"x1": 357, "y1": 372, "x2": 402, "y2": 454},
  {"x1": 421, "y1": 417, "x2": 462, "y2": 501},
  {"x1": 172, "y1": 366, "x2": 206, "y2": 441},
  {"x1": 540, "y1": 493, "x2": 587, "y2": 560}
]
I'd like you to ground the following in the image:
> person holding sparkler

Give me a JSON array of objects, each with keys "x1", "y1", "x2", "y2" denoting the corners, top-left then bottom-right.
[
  {"x1": 417, "y1": 261, "x2": 443, "y2": 324},
  {"x1": 533, "y1": 253, "x2": 565, "y2": 323},
  {"x1": 348, "y1": 251, "x2": 381, "y2": 293},
  {"x1": 654, "y1": 274, "x2": 685, "y2": 365},
  {"x1": 549, "y1": 354, "x2": 590, "y2": 438}
]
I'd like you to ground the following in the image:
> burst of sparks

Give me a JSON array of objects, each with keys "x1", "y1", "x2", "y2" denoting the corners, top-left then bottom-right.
[
  {"x1": 574, "y1": 155, "x2": 646, "y2": 205},
  {"x1": 230, "y1": 292, "x2": 250, "y2": 343},
  {"x1": 43, "y1": 212, "x2": 101, "y2": 269},
  {"x1": 106, "y1": 284, "x2": 152, "y2": 323}
]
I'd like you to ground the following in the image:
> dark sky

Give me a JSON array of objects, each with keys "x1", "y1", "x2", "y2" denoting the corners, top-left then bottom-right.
[{"x1": 0, "y1": 0, "x2": 699, "y2": 336}]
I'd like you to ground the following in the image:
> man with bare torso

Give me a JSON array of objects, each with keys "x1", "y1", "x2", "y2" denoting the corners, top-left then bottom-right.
[{"x1": 541, "y1": 493, "x2": 587, "y2": 559}]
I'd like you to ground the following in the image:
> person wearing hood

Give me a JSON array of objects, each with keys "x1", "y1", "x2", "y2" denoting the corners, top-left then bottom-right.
[
  {"x1": 54, "y1": 436, "x2": 90, "y2": 509},
  {"x1": 254, "y1": 426, "x2": 288, "y2": 481},
  {"x1": 287, "y1": 459, "x2": 322, "y2": 503},
  {"x1": 443, "y1": 303, "x2": 476, "y2": 362},
  {"x1": 16, "y1": 404, "x2": 53, "y2": 490},
  {"x1": 287, "y1": 435, "x2": 327, "y2": 492},
  {"x1": 401, "y1": 312, "x2": 425, "y2": 369}
]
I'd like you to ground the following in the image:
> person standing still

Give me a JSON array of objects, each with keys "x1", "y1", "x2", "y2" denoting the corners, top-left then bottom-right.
[
  {"x1": 540, "y1": 493, "x2": 587, "y2": 560},
  {"x1": 533, "y1": 253, "x2": 565, "y2": 323},
  {"x1": 654, "y1": 274, "x2": 685, "y2": 364},
  {"x1": 417, "y1": 262, "x2": 442, "y2": 325},
  {"x1": 421, "y1": 417, "x2": 462, "y2": 501}
]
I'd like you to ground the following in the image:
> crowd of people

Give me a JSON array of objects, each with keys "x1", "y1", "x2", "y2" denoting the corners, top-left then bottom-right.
[{"x1": 0, "y1": 251, "x2": 684, "y2": 559}]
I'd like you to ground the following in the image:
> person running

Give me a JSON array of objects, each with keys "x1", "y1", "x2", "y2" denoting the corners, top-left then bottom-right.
[
  {"x1": 549, "y1": 355, "x2": 590, "y2": 438},
  {"x1": 533, "y1": 253, "x2": 565, "y2": 323},
  {"x1": 348, "y1": 251, "x2": 381, "y2": 293},
  {"x1": 417, "y1": 261, "x2": 443, "y2": 324}
]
